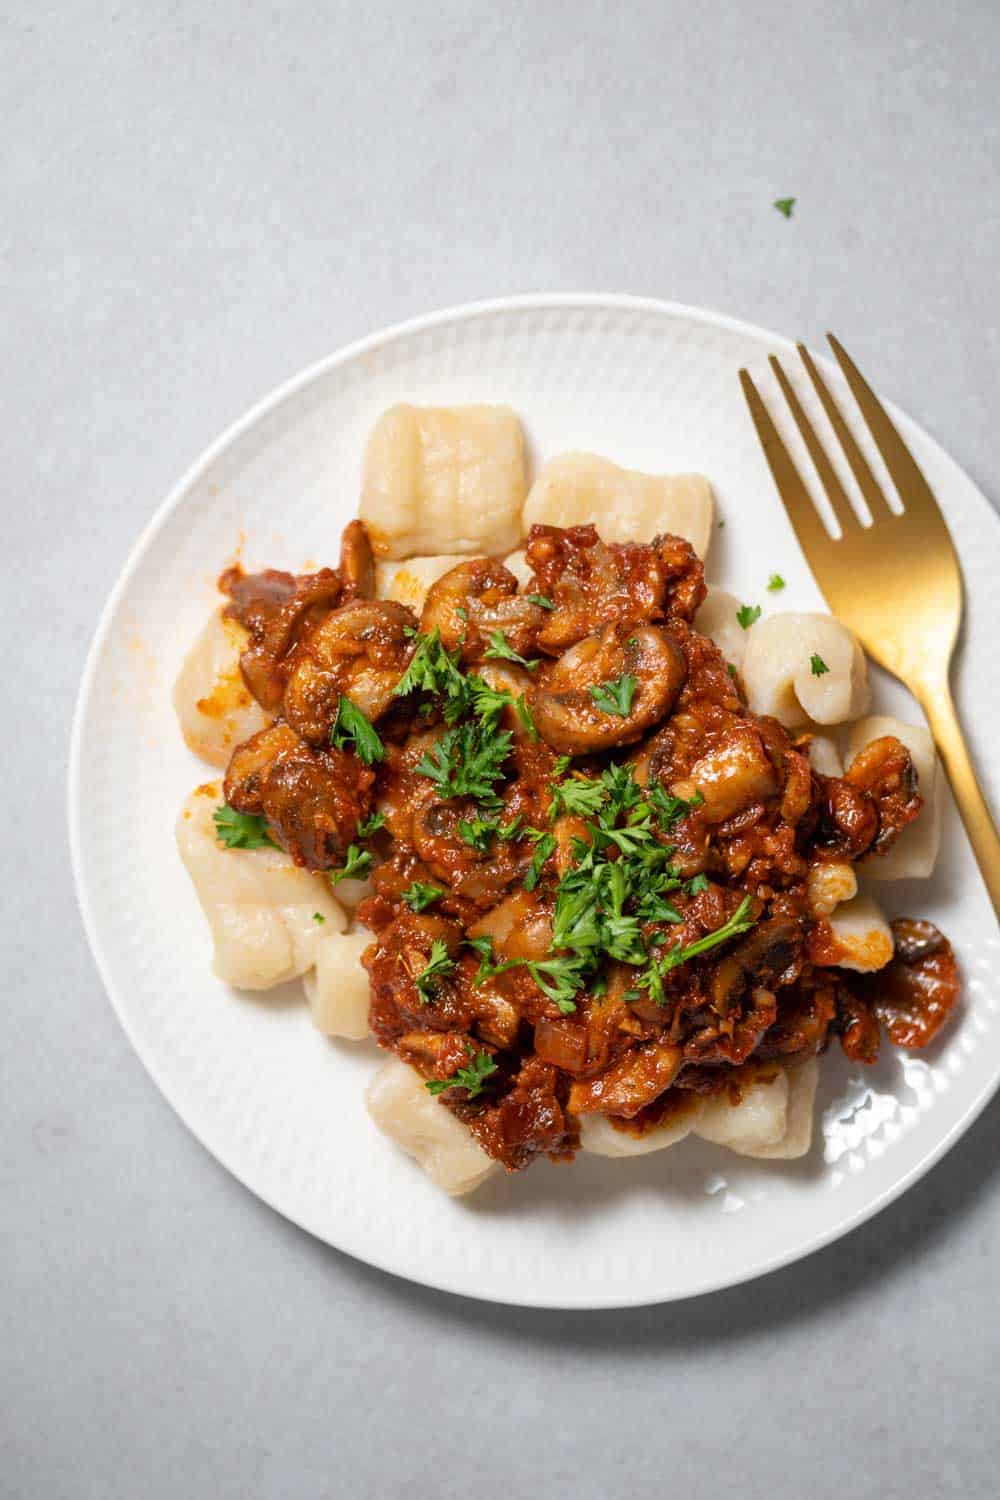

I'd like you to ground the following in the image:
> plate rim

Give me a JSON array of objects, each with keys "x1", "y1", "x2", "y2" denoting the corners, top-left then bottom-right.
[{"x1": 68, "y1": 292, "x2": 1000, "y2": 1309}]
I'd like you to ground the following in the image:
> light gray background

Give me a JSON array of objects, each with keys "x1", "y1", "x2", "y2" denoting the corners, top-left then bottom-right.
[{"x1": 4, "y1": 2, "x2": 999, "y2": 1496}]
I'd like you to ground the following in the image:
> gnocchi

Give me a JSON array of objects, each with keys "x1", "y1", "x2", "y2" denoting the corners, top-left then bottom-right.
[
  {"x1": 845, "y1": 715, "x2": 942, "y2": 879},
  {"x1": 374, "y1": 555, "x2": 465, "y2": 614},
  {"x1": 360, "y1": 404, "x2": 526, "y2": 559},
  {"x1": 173, "y1": 609, "x2": 270, "y2": 767},
  {"x1": 742, "y1": 612, "x2": 870, "y2": 729},
  {"x1": 304, "y1": 929, "x2": 373, "y2": 1040},
  {"x1": 521, "y1": 452, "x2": 714, "y2": 559},
  {"x1": 176, "y1": 783, "x2": 344, "y2": 989},
  {"x1": 694, "y1": 589, "x2": 751, "y2": 670},
  {"x1": 693, "y1": 1068, "x2": 790, "y2": 1154},
  {"x1": 366, "y1": 1056, "x2": 498, "y2": 1196},
  {"x1": 824, "y1": 892, "x2": 895, "y2": 973}
]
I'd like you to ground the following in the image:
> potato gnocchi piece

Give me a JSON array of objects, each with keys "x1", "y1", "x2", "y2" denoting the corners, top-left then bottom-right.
[
  {"x1": 807, "y1": 860, "x2": 858, "y2": 918},
  {"x1": 173, "y1": 609, "x2": 270, "y2": 767},
  {"x1": 176, "y1": 784, "x2": 345, "y2": 990},
  {"x1": 694, "y1": 589, "x2": 750, "y2": 669},
  {"x1": 366, "y1": 1056, "x2": 498, "y2": 1196},
  {"x1": 806, "y1": 734, "x2": 844, "y2": 777},
  {"x1": 374, "y1": 555, "x2": 463, "y2": 614},
  {"x1": 825, "y1": 892, "x2": 894, "y2": 973},
  {"x1": 521, "y1": 452, "x2": 715, "y2": 559},
  {"x1": 693, "y1": 1068, "x2": 790, "y2": 1154},
  {"x1": 361, "y1": 404, "x2": 526, "y2": 560},
  {"x1": 502, "y1": 549, "x2": 533, "y2": 589},
  {"x1": 752, "y1": 1059, "x2": 819, "y2": 1160},
  {"x1": 303, "y1": 929, "x2": 372, "y2": 1040},
  {"x1": 579, "y1": 1096, "x2": 704, "y2": 1157},
  {"x1": 844, "y1": 715, "x2": 942, "y2": 880},
  {"x1": 742, "y1": 612, "x2": 870, "y2": 729}
]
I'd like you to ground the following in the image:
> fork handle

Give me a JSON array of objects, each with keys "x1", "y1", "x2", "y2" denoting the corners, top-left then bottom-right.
[{"x1": 916, "y1": 677, "x2": 1000, "y2": 919}]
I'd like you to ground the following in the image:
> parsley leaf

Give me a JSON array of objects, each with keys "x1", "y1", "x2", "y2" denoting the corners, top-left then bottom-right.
[
  {"x1": 736, "y1": 604, "x2": 761, "y2": 629},
  {"x1": 810, "y1": 653, "x2": 830, "y2": 676},
  {"x1": 467, "y1": 675, "x2": 539, "y2": 742},
  {"x1": 457, "y1": 815, "x2": 497, "y2": 852},
  {"x1": 773, "y1": 196, "x2": 796, "y2": 219},
  {"x1": 425, "y1": 1046, "x2": 498, "y2": 1099},
  {"x1": 524, "y1": 833, "x2": 557, "y2": 892},
  {"x1": 641, "y1": 895, "x2": 757, "y2": 1003},
  {"x1": 416, "y1": 721, "x2": 512, "y2": 808},
  {"x1": 549, "y1": 775, "x2": 607, "y2": 820},
  {"x1": 526, "y1": 593, "x2": 555, "y2": 610},
  {"x1": 483, "y1": 630, "x2": 539, "y2": 672},
  {"x1": 647, "y1": 783, "x2": 703, "y2": 830},
  {"x1": 356, "y1": 810, "x2": 386, "y2": 838},
  {"x1": 401, "y1": 881, "x2": 443, "y2": 912},
  {"x1": 413, "y1": 938, "x2": 456, "y2": 1003},
  {"x1": 213, "y1": 805, "x2": 276, "y2": 850},
  {"x1": 553, "y1": 754, "x2": 572, "y2": 777},
  {"x1": 767, "y1": 573, "x2": 786, "y2": 592},
  {"x1": 330, "y1": 696, "x2": 384, "y2": 764},
  {"x1": 589, "y1": 673, "x2": 638, "y2": 717},
  {"x1": 312, "y1": 912, "x2": 325, "y2": 924},
  {"x1": 687, "y1": 873, "x2": 709, "y2": 895},
  {"x1": 393, "y1": 628, "x2": 469, "y2": 722},
  {"x1": 463, "y1": 935, "x2": 497, "y2": 983},
  {"x1": 329, "y1": 844, "x2": 373, "y2": 884}
]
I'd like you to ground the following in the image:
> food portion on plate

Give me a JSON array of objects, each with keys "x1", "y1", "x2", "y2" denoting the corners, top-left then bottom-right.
[{"x1": 174, "y1": 403, "x2": 960, "y2": 1195}]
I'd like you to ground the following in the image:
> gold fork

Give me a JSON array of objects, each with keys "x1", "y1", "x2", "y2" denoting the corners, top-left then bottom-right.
[{"x1": 740, "y1": 335, "x2": 1000, "y2": 917}]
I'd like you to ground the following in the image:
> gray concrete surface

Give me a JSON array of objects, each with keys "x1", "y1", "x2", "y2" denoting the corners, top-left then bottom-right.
[{"x1": 4, "y1": 2, "x2": 999, "y2": 1496}]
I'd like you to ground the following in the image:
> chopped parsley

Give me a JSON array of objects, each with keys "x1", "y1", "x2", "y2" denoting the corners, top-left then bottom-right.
[
  {"x1": 416, "y1": 721, "x2": 513, "y2": 808},
  {"x1": 482, "y1": 629, "x2": 539, "y2": 672},
  {"x1": 736, "y1": 604, "x2": 762, "y2": 629},
  {"x1": 767, "y1": 573, "x2": 786, "y2": 592},
  {"x1": 393, "y1": 628, "x2": 469, "y2": 721},
  {"x1": 330, "y1": 695, "x2": 384, "y2": 764},
  {"x1": 526, "y1": 593, "x2": 555, "y2": 610},
  {"x1": 401, "y1": 881, "x2": 443, "y2": 912},
  {"x1": 312, "y1": 912, "x2": 325, "y2": 924},
  {"x1": 213, "y1": 805, "x2": 276, "y2": 850},
  {"x1": 524, "y1": 833, "x2": 557, "y2": 892},
  {"x1": 549, "y1": 775, "x2": 606, "y2": 820},
  {"x1": 413, "y1": 939, "x2": 456, "y2": 1003},
  {"x1": 468, "y1": 675, "x2": 538, "y2": 741},
  {"x1": 457, "y1": 815, "x2": 498, "y2": 852},
  {"x1": 475, "y1": 762, "x2": 758, "y2": 1015},
  {"x1": 356, "y1": 810, "x2": 386, "y2": 838},
  {"x1": 773, "y1": 197, "x2": 796, "y2": 218},
  {"x1": 640, "y1": 895, "x2": 757, "y2": 1005},
  {"x1": 810, "y1": 653, "x2": 830, "y2": 676},
  {"x1": 589, "y1": 673, "x2": 638, "y2": 717},
  {"x1": 329, "y1": 844, "x2": 373, "y2": 884},
  {"x1": 425, "y1": 1046, "x2": 498, "y2": 1099}
]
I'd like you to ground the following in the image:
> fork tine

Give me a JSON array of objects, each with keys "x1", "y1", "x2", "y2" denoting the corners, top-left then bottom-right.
[
  {"x1": 739, "y1": 369, "x2": 829, "y2": 557},
  {"x1": 769, "y1": 355, "x2": 858, "y2": 536},
  {"x1": 826, "y1": 334, "x2": 943, "y2": 527},
  {"x1": 797, "y1": 343, "x2": 896, "y2": 522}
]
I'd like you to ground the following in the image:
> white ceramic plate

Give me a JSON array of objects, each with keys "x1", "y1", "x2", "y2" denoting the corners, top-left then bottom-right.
[{"x1": 69, "y1": 295, "x2": 1000, "y2": 1308}]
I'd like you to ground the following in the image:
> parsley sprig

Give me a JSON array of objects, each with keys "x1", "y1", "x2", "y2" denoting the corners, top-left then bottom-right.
[
  {"x1": 483, "y1": 629, "x2": 539, "y2": 672},
  {"x1": 213, "y1": 805, "x2": 276, "y2": 850},
  {"x1": 413, "y1": 939, "x2": 456, "y2": 1003},
  {"x1": 589, "y1": 673, "x2": 638, "y2": 717},
  {"x1": 402, "y1": 881, "x2": 443, "y2": 912},
  {"x1": 416, "y1": 721, "x2": 513, "y2": 809},
  {"x1": 331, "y1": 695, "x2": 384, "y2": 764},
  {"x1": 425, "y1": 1045, "x2": 498, "y2": 1099}
]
